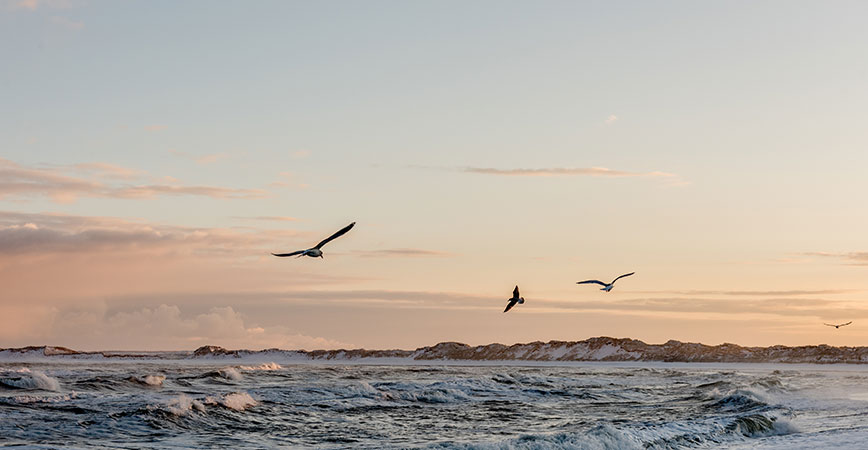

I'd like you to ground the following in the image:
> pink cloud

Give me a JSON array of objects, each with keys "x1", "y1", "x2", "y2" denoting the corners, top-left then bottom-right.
[
  {"x1": 353, "y1": 248, "x2": 452, "y2": 258},
  {"x1": 0, "y1": 158, "x2": 268, "y2": 202}
]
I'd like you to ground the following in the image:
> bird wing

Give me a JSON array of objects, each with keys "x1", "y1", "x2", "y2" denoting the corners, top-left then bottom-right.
[
  {"x1": 314, "y1": 222, "x2": 356, "y2": 248},
  {"x1": 611, "y1": 272, "x2": 635, "y2": 284},
  {"x1": 842, "y1": 321, "x2": 853, "y2": 327},
  {"x1": 272, "y1": 250, "x2": 305, "y2": 257},
  {"x1": 577, "y1": 280, "x2": 607, "y2": 286},
  {"x1": 824, "y1": 323, "x2": 837, "y2": 327},
  {"x1": 504, "y1": 300, "x2": 517, "y2": 313},
  {"x1": 315, "y1": 222, "x2": 355, "y2": 249},
  {"x1": 513, "y1": 285, "x2": 520, "y2": 298}
]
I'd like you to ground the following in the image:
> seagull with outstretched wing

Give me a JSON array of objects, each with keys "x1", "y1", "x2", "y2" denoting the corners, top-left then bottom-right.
[
  {"x1": 504, "y1": 285, "x2": 525, "y2": 313},
  {"x1": 272, "y1": 222, "x2": 355, "y2": 259},
  {"x1": 577, "y1": 272, "x2": 635, "y2": 292},
  {"x1": 824, "y1": 321, "x2": 853, "y2": 329}
]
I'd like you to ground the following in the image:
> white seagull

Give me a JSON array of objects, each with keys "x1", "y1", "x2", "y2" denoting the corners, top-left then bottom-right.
[
  {"x1": 576, "y1": 272, "x2": 635, "y2": 292},
  {"x1": 272, "y1": 222, "x2": 355, "y2": 259},
  {"x1": 504, "y1": 285, "x2": 525, "y2": 313},
  {"x1": 824, "y1": 321, "x2": 852, "y2": 329}
]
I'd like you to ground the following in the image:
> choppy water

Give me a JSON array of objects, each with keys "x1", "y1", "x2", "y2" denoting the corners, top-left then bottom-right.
[{"x1": 3, "y1": 361, "x2": 868, "y2": 449}]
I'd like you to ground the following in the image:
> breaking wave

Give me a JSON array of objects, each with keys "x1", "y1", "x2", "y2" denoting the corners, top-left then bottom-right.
[
  {"x1": 128, "y1": 374, "x2": 166, "y2": 387},
  {"x1": 0, "y1": 368, "x2": 60, "y2": 391},
  {"x1": 165, "y1": 394, "x2": 206, "y2": 416},
  {"x1": 219, "y1": 367, "x2": 243, "y2": 381},
  {"x1": 206, "y1": 391, "x2": 257, "y2": 411}
]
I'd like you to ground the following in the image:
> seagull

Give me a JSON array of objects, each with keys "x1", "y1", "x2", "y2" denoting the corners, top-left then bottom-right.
[
  {"x1": 504, "y1": 285, "x2": 524, "y2": 313},
  {"x1": 272, "y1": 222, "x2": 355, "y2": 259},
  {"x1": 576, "y1": 272, "x2": 635, "y2": 292},
  {"x1": 824, "y1": 321, "x2": 852, "y2": 329}
]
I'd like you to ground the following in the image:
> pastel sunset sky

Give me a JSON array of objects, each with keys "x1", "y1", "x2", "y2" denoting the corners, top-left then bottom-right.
[{"x1": 3, "y1": 0, "x2": 868, "y2": 351}]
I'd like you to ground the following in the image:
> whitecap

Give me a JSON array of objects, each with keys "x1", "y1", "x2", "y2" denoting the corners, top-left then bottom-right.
[
  {"x1": 206, "y1": 391, "x2": 257, "y2": 411},
  {"x1": 239, "y1": 362, "x2": 282, "y2": 371},
  {"x1": 218, "y1": 367, "x2": 242, "y2": 381},
  {"x1": 142, "y1": 375, "x2": 166, "y2": 386},
  {"x1": 166, "y1": 394, "x2": 205, "y2": 416}
]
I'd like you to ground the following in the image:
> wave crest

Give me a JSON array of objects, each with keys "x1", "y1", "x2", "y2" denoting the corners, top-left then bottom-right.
[
  {"x1": 206, "y1": 391, "x2": 257, "y2": 411},
  {"x1": 0, "y1": 368, "x2": 60, "y2": 391},
  {"x1": 166, "y1": 394, "x2": 205, "y2": 416}
]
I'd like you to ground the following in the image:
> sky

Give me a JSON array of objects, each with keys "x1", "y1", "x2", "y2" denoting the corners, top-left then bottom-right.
[{"x1": 2, "y1": 0, "x2": 868, "y2": 351}]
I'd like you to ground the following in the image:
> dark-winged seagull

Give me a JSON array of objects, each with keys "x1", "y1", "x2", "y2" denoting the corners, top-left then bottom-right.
[
  {"x1": 576, "y1": 272, "x2": 635, "y2": 292},
  {"x1": 272, "y1": 222, "x2": 355, "y2": 259},
  {"x1": 504, "y1": 285, "x2": 525, "y2": 313},
  {"x1": 824, "y1": 321, "x2": 852, "y2": 329}
]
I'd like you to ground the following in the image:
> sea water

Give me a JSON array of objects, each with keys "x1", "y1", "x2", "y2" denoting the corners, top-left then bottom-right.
[{"x1": 2, "y1": 361, "x2": 868, "y2": 449}]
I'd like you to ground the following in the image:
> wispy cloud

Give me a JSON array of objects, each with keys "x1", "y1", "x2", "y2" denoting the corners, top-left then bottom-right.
[
  {"x1": 0, "y1": 158, "x2": 267, "y2": 203},
  {"x1": 804, "y1": 252, "x2": 868, "y2": 266},
  {"x1": 112, "y1": 184, "x2": 266, "y2": 199},
  {"x1": 144, "y1": 125, "x2": 167, "y2": 132},
  {"x1": 536, "y1": 296, "x2": 868, "y2": 321},
  {"x1": 233, "y1": 216, "x2": 300, "y2": 223},
  {"x1": 353, "y1": 248, "x2": 452, "y2": 258},
  {"x1": 605, "y1": 114, "x2": 618, "y2": 125},
  {"x1": 0, "y1": 211, "x2": 324, "y2": 259},
  {"x1": 465, "y1": 166, "x2": 676, "y2": 179},
  {"x1": 0, "y1": 212, "x2": 267, "y2": 256},
  {"x1": 291, "y1": 150, "x2": 311, "y2": 159},
  {"x1": 630, "y1": 289, "x2": 855, "y2": 297},
  {"x1": 70, "y1": 162, "x2": 143, "y2": 180}
]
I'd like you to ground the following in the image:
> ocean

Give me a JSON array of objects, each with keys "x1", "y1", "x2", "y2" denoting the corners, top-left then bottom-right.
[{"x1": 3, "y1": 360, "x2": 868, "y2": 449}]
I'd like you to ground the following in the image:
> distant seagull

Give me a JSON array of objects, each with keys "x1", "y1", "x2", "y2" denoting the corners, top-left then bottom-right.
[
  {"x1": 272, "y1": 222, "x2": 355, "y2": 259},
  {"x1": 824, "y1": 321, "x2": 853, "y2": 329},
  {"x1": 576, "y1": 272, "x2": 635, "y2": 292},
  {"x1": 504, "y1": 285, "x2": 525, "y2": 313}
]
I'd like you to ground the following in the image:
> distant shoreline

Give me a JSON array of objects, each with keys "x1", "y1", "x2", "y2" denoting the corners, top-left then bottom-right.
[{"x1": 4, "y1": 336, "x2": 868, "y2": 365}]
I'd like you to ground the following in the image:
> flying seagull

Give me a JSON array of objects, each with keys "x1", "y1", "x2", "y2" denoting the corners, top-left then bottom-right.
[
  {"x1": 576, "y1": 272, "x2": 635, "y2": 292},
  {"x1": 272, "y1": 222, "x2": 355, "y2": 259},
  {"x1": 504, "y1": 285, "x2": 525, "y2": 313},
  {"x1": 824, "y1": 321, "x2": 852, "y2": 329}
]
